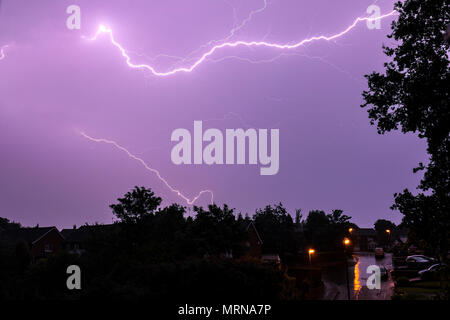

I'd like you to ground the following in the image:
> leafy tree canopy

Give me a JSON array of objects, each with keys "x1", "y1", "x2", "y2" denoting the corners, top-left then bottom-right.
[
  {"x1": 110, "y1": 186, "x2": 162, "y2": 224},
  {"x1": 362, "y1": 0, "x2": 449, "y2": 258}
]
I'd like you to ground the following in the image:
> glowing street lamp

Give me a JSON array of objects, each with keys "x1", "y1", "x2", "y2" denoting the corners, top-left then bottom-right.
[
  {"x1": 348, "y1": 228, "x2": 354, "y2": 234},
  {"x1": 308, "y1": 248, "x2": 315, "y2": 265},
  {"x1": 343, "y1": 238, "x2": 351, "y2": 300},
  {"x1": 386, "y1": 229, "x2": 391, "y2": 246}
]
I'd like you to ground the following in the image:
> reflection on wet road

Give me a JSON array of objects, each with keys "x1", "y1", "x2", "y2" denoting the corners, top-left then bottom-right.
[
  {"x1": 322, "y1": 252, "x2": 395, "y2": 300},
  {"x1": 353, "y1": 258, "x2": 361, "y2": 294}
]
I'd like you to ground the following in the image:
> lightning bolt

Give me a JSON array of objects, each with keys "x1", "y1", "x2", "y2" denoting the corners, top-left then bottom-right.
[
  {"x1": 0, "y1": 44, "x2": 9, "y2": 60},
  {"x1": 77, "y1": 7, "x2": 397, "y2": 206},
  {"x1": 80, "y1": 131, "x2": 214, "y2": 206},
  {"x1": 225, "y1": 0, "x2": 268, "y2": 41},
  {"x1": 208, "y1": 52, "x2": 364, "y2": 84},
  {"x1": 177, "y1": 0, "x2": 269, "y2": 63},
  {"x1": 83, "y1": 10, "x2": 397, "y2": 77},
  {"x1": 86, "y1": 0, "x2": 269, "y2": 71}
]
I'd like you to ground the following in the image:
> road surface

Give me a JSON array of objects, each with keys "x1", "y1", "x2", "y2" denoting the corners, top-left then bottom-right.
[{"x1": 321, "y1": 252, "x2": 395, "y2": 300}]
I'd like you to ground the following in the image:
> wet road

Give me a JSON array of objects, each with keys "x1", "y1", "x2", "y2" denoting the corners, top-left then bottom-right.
[{"x1": 321, "y1": 252, "x2": 395, "y2": 300}]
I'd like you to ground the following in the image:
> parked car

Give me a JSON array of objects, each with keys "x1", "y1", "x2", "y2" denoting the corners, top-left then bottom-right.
[
  {"x1": 418, "y1": 264, "x2": 448, "y2": 280},
  {"x1": 405, "y1": 256, "x2": 435, "y2": 270},
  {"x1": 375, "y1": 247, "x2": 384, "y2": 259},
  {"x1": 408, "y1": 255, "x2": 437, "y2": 263}
]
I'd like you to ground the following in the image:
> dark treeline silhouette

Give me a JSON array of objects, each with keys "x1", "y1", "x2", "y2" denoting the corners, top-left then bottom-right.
[
  {"x1": 362, "y1": 0, "x2": 449, "y2": 260},
  {"x1": 0, "y1": 186, "x2": 357, "y2": 300}
]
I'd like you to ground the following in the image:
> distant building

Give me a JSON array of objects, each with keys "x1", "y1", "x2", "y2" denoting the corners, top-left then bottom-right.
[
  {"x1": 353, "y1": 228, "x2": 377, "y2": 251},
  {"x1": 61, "y1": 221, "x2": 264, "y2": 260},
  {"x1": 61, "y1": 224, "x2": 117, "y2": 255},
  {"x1": 3, "y1": 226, "x2": 64, "y2": 259},
  {"x1": 61, "y1": 226, "x2": 87, "y2": 255},
  {"x1": 243, "y1": 221, "x2": 263, "y2": 258},
  {"x1": 261, "y1": 254, "x2": 281, "y2": 265}
]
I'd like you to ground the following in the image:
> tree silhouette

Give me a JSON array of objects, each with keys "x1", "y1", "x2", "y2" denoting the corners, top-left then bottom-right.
[
  {"x1": 374, "y1": 219, "x2": 396, "y2": 247},
  {"x1": 189, "y1": 204, "x2": 246, "y2": 257},
  {"x1": 304, "y1": 209, "x2": 351, "y2": 251},
  {"x1": 361, "y1": 0, "x2": 449, "y2": 259},
  {"x1": 253, "y1": 203, "x2": 299, "y2": 256},
  {"x1": 110, "y1": 186, "x2": 162, "y2": 224}
]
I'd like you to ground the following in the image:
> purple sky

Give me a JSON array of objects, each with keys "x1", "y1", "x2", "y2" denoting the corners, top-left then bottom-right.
[{"x1": 0, "y1": 0, "x2": 427, "y2": 228}]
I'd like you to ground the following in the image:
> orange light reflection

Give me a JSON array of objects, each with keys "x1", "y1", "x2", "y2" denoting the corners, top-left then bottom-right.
[{"x1": 353, "y1": 259, "x2": 361, "y2": 297}]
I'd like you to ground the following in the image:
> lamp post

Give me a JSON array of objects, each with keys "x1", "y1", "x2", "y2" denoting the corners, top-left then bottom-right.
[
  {"x1": 308, "y1": 248, "x2": 315, "y2": 265},
  {"x1": 386, "y1": 229, "x2": 391, "y2": 248},
  {"x1": 343, "y1": 237, "x2": 351, "y2": 300}
]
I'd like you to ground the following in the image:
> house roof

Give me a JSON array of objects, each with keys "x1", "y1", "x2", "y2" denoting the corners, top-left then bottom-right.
[
  {"x1": 61, "y1": 227, "x2": 93, "y2": 242},
  {"x1": 355, "y1": 228, "x2": 377, "y2": 236},
  {"x1": 261, "y1": 254, "x2": 280, "y2": 262},
  {"x1": 61, "y1": 224, "x2": 117, "y2": 242},
  {"x1": 3, "y1": 226, "x2": 62, "y2": 244},
  {"x1": 60, "y1": 228, "x2": 75, "y2": 239},
  {"x1": 245, "y1": 221, "x2": 263, "y2": 244}
]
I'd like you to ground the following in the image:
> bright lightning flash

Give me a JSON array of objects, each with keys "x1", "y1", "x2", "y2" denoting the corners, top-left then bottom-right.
[
  {"x1": 80, "y1": 131, "x2": 214, "y2": 206},
  {"x1": 78, "y1": 9, "x2": 397, "y2": 205},
  {"x1": 0, "y1": 44, "x2": 9, "y2": 60},
  {"x1": 83, "y1": 10, "x2": 397, "y2": 77}
]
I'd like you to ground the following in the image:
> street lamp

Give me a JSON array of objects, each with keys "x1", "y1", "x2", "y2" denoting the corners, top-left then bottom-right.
[
  {"x1": 308, "y1": 248, "x2": 315, "y2": 265},
  {"x1": 343, "y1": 238, "x2": 351, "y2": 300},
  {"x1": 386, "y1": 229, "x2": 391, "y2": 247},
  {"x1": 343, "y1": 238, "x2": 351, "y2": 246},
  {"x1": 348, "y1": 228, "x2": 353, "y2": 234}
]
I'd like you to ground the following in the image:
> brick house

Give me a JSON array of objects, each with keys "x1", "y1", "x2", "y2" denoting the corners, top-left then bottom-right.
[
  {"x1": 353, "y1": 228, "x2": 377, "y2": 251},
  {"x1": 243, "y1": 221, "x2": 263, "y2": 258},
  {"x1": 4, "y1": 226, "x2": 65, "y2": 259}
]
